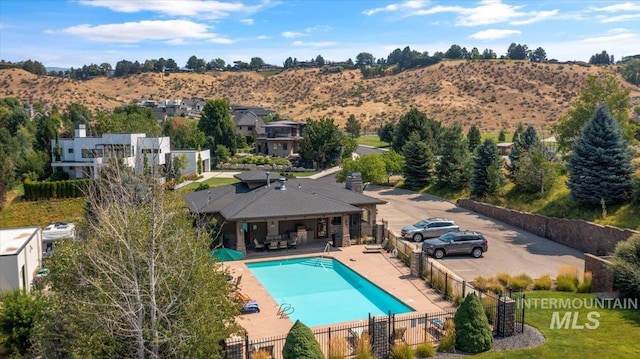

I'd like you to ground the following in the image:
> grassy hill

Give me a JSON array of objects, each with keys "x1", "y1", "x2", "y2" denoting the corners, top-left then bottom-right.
[{"x1": 2, "y1": 60, "x2": 638, "y2": 132}]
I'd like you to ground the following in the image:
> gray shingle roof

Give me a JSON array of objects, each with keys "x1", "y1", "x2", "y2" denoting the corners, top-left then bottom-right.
[{"x1": 182, "y1": 172, "x2": 385, "y2": 221}]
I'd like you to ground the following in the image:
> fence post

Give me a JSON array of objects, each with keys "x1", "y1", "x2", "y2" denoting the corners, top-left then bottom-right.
[
  {"x1": 462, "y1": 280, "x2": 466, "y2": 298},
  {"x1": 430, "y1": 262, "x2": 433, "y2": 285},
  {"x1": 444, "y1": 273, "x2": 449, "y2": 299},
  {"x1": 245, "y1": 332, "x2": 249, "y2": 359},
  {"x1": 521, "y1": 294, "x2": 526, "y2": 333}
]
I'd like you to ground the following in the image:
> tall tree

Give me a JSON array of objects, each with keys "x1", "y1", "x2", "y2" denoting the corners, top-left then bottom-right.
[
  {"x1": 511, "y1": 148, "x2": 558, "y2": 194},
  {"x1": 436, "y1": 125, "x2": 472, "y2": 190},
  {"x1": 315, "y1": 54, "x2": 325, "y2": 67},
  {"x1": 186, "y1": 55, "x2": 205, "y2": 71},
  {"x1": 402, "y1": 132, "x2": 433, "y2": 189},
  {"x1": 299, "y1": 117, "x2": 343, "y2": 169},
  {"x1": 355, "y1": 52, "x2": 375, "y2": 67},
  {"x1": 620, "y1": 59, "x2": 640, "y2": 86},
  {"x1": 198, "y1": 99, "x2": 237, "y2": 154},
  {"x1": 344, "y1": 114, "x2": 361, "y2": 138},
  {"x1": 445, "y1": 44, "x2": 463, "y2": 59},
  {"x1": 506, "y1": 43, "x2": 529, "y2": 60},
  {"x1": 33, "y1": 167, "x2": 240, "y2": 358},
  {"x1": 377, "y1": 122, "x2": 394, "y2": 143},
  {"x1": 567, "y1": 104, "x2": 634, "y2": 206},
  {"x1": 392, "y1": 108, "x2": 441, "y2": 153},
  {"x1": 555, "y1": 71, "x2": 633, "y2": 151},
  {"x1": 467, "y1": 125, "x2": 481, "y2": 153},
  {"x1": 471, "y1": 139, "x2": 503, "y2": 198},
  {"x1": 249, "y1": 57, "x2": 265, "y2": 70},
  {"x1": 508, "y1": 125, "x2": 540, "y2": 179},
  {"x1": 530, "y1": 47, "x2": 547, "y2": 62}
]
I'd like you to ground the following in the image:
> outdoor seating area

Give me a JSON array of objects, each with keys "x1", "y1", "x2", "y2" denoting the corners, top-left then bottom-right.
[
  {"x1": 257, "y1": 234, "x2": 298, "y2": 252},
  {"x1": 235, "y1": 291, "x2": 260, "y2": 314}
]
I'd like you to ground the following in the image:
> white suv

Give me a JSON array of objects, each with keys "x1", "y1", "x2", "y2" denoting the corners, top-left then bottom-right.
[{"x1": 400, "y1": 218, "x2": 459, "y2": 242}]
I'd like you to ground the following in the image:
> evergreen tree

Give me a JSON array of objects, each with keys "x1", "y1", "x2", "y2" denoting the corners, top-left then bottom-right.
[
  {"x1": 402, "y1": 132, "x2": 433, "y2": 189},
  {"x1": 467, "y1": 125, "x2": 481, "y2": 153},
  {"x1": 567, "y1": 104, "x2": 634, "y2": 206},
  {"x1": 198, "y1": 99, "x2": 237, "y2": 154},
  {"x1": 377, "y1": 122, "x2": 394, "y2": 143},
  {"x1": 512, "y1": 123, "x2": 524, "y2": 145},
  {"x1": 454, "y1": 293, "x2": 493, "y2": 353},
  {"x1": 498, "y1": 129, "x2": 507, "y2": 142},
  {"x1": 436, "y1": 125, "x2": 471, "y2": 190},
  {"x1": 472, "y1": 139, "x2": 503, "y2": 198},
  {"x1": 282, "y1": 320, "x2": 324, "y2": 359},
  {"x1": 392, "y1": 108, "x2": 441, "y2": 153},
  {"x1": 508, "y1": 125, "x2": 540, "y2": 179},
  {"x1": 344, "y1": 114, "x2": 361, "y2": 138}
]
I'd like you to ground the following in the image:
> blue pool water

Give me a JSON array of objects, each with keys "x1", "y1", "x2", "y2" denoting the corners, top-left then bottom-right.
[{"x1": 246, "y1": 257, "x2": 414, "y2": 327}]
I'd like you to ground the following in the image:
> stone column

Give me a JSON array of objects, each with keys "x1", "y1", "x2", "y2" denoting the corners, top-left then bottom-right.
[
  {"x1": 496, "y1": 297, "x2": 516, "y2": 337},
  {"x1": 410, "y1": 249, "x2": 422, "y2": 277}
]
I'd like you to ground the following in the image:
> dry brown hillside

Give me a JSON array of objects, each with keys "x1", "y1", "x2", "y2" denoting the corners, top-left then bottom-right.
[{"x1": 1, "y1": 60, "x2": 638, "y2": 132}]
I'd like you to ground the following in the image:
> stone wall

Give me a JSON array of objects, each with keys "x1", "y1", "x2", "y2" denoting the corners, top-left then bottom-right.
[
  {"x1": 457, "y1": 199, "x2": 638, "y2": 255},
  {"x1": 584, "y1": 254, "x2": 615, "y2": 293}
]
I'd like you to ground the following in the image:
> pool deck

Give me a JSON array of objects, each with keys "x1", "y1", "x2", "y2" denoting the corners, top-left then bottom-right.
[{"x1": 225, "y1": 243, "x2": 455, "y2": 339}]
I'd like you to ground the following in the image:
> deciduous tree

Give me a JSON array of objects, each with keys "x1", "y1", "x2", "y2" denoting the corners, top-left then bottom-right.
[
  {"x1": 299, "y1": 117, "x2": 343, "y2": 168},
  {"x1": 198, "y1": 99, "x2": 237, "y2": 154}
]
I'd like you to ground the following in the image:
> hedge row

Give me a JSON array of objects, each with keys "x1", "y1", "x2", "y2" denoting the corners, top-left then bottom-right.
[{"x1": 24, "y1": 179, "x2": 93, "y2": 201}]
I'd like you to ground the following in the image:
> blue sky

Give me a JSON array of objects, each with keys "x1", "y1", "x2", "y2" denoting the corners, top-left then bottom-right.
[{"x1": 1, "y1": 0, "x2": 639, "y2": 69}]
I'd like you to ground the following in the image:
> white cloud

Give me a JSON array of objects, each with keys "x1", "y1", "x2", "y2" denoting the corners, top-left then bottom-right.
[
  {"x1": 282, "y1": 31, "x2": 306, "y2": 38},
  {"x1": 61, "y1": 19, "x2": 232, "y2": 44},
  {"x1": 510, "y1": 10, "x2": 558, "y2": 25},
  {"x1": 598, "y1": 13, "x2": 640, "y2": 23},
  {"x1": 362, "y1": 0, "x2": 427, "y2": 16},
  {"x1": 257, "y1": 35, "x2": 269, "y2": 40},
  {"x1": 469, "y1": 29, "x2": 521, "y2": 40},
  {"x1": 591, "y1": 2, "x2": 640, "y2": 12},
  {"x1": 240, "y1": 18, "x2": 254, "y2": 25},
  {"x1": 78, "y1": 0, "x2": 264, "y2": 19},
  {"x1": 291, "y1": 40, "x2": 336, "y2": 47},
  {"x1": 579, "y1": 29, "x2": 638, "y2": 44}
]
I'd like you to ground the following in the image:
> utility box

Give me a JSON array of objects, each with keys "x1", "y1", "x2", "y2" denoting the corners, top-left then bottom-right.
[{"x1": 332, "y1": 233, "x2": 343, "y2": 247}]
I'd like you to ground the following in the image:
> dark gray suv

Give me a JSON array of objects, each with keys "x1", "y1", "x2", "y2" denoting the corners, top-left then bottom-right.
[{"x1": 422, "y1": 231, "x2": 488, "y2": 259}]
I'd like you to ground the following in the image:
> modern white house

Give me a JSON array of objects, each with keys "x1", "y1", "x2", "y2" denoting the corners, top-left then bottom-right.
[
  {"x1": 50, "y1": 125, "x2": 211, "y2": 179},
  {"x1": 0, "y1": 227, "x2": 42, "y2": 292},
  {"x1": 169, "y1": 149, "x2": 211, "y2": 174}
]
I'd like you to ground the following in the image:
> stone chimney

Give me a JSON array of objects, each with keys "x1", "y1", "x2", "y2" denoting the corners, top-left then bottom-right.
[
  {"x1": 345, "y1": 172, "x2": 363, "y2": 193},
  {"x1": 265, "y1": 171, "x2": 270, "y2": 188}
]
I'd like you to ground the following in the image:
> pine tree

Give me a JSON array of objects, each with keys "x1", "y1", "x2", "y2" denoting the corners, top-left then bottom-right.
[
  {"x1": 436, "y1": 125, "x2": 472, "y2": 190},
  {"x1": 567, "y1": 104, "x2": 634, "y2": 206},
  {"x1": 283, "y1": 320, "x2": 324, "y2": 359},
  {"x1": 454, "y1": 293, "x2": 493, "y2": 353},
  {"x1": 467, "y1": 125, "x2": 481, "y2": 153},
  {"x1": 402, "y1": 132, "x2": 433, "y2": 189},
  {"x1": 508, "y1": 125, "x2": 540, "y2": 179},
  {"x1": 472, "y1": 139, "x2": 503, "y2": 198},
  {"x1": 344, "y1": 114, "x2": 362, "y2": 138}
]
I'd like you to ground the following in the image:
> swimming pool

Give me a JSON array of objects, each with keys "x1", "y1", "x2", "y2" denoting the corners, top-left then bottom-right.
[{"x1": 246, "y1": 257, "x2": 414, "y2": 327}]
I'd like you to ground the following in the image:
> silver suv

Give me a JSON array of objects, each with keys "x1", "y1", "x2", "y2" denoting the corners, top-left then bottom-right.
[
  {"x1": 422, "y1": 231, "x2": 488, "y2": 259},
  {"x1": 401, "y1": 218, "x2": 459, "y2": 242}
]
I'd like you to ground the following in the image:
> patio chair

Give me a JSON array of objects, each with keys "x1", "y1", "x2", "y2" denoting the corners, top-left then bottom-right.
[
  {"x1": 393, "y1": 327, "x2": 407, "y2": 344},
  {"x1": 233, "y1": 274, "x2": 242, "y2": 290},
  {"x1": 268, "y1": 240, "x2": 278, "y2": 251},
  {"x1": 278, "y1": 239, "x2": 288, "y2": 250},
  {"x1": 253, "y1": 238, "x2": 266, "y2": 251},
  {"x1": 287, "y1": 235, "x2": 298, "y2": 249}
]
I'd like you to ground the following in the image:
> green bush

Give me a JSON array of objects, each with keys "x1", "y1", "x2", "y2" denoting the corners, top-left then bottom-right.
[
  {"x1": 533, "y1": 275, "x2": 552, "y2": 290},
  {"x1": 577, "y1": 271, "x2": 593, "y2": 293},
  {"x1": 482, "y1": 296, "x2": 498, "y2": 324},
  {"x1": 354, "y1": 333, "x2": 373, "y2": 359},
  {"x1": 0, "y1": 290, "x2": 46, "y2": 356},
  {"x1": 509, "y1": 274, "x2": 532, "y2": 292},
  {"x1": 390, "y1": 343, "x2": 413, "y2": 359},
  {"x1": 437, "y1": 319, "x2": 456, "y2": 352},
  {"x1": 415, "y1": 342, "x2": 435, "y2": 358},
  {"x1": 556, "y1": 266, "x2": 579, "y2": 292},
  {"x1": 495, "y1": 272, "x2": 511, "y2": 287},
  {"x1": 610, "y1": 234, "x2": 640, "y2": 298},
  {"x1": 282, "y1": 320, "x2": 323, "y2": 359},
  {"x1": 454, "y1": 293, "x2": 493, "y2": 353}
]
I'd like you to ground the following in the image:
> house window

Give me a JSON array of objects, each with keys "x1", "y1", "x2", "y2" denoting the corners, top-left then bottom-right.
[
  {"x1": 68, "y1": 148, "x2": 74, "y2": 154},
  {"x1": 283, "y1": 143, "x2": 288, "y2": 150},
  {"x1": 248, "y1": 126, "x2": 253, "y2": 131},
  {"x1": 331, "y1": 216, "x2": 342, "y2": 225}
]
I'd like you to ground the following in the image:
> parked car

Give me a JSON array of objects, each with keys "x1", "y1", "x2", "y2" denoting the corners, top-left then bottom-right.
[
  {"x1": 400, "y1": 218, "x2": 459, "y2": 242},
  {"x1": 422, "y1": 230, "x2": 488, "y2": 259}
]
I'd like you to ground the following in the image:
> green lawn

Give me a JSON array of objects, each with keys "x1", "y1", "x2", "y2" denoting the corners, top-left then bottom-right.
[
  {"x1": 179, "y1": 177, "x2": 239, "y2": 193},
  {"x1": 356, "y1": 135, "x2": 389, "y2": 148},
  {"x1": 478, "y1": 291, "x2": 640, "y2": 358}
]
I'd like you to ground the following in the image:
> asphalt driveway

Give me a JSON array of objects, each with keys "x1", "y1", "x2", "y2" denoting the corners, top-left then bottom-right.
[{"x1": 363, "y1": 185, "x2": 585, "y2": 281}]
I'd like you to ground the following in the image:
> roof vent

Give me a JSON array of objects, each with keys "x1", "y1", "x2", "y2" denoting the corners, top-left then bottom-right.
[
  {"x1": 278, "y1": 177, "x2": 286, "y2": 190},
  {"x1": 265, "y1": 171, "x2": 270, "y2": 188}
]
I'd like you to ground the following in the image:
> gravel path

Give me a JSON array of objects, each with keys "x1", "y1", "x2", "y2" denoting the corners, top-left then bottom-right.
[{"x1": 434, "y1": 325, "x2": 545, "y2": 358}]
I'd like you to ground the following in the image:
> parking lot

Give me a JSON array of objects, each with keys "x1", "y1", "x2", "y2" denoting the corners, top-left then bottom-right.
[{"x1": 363, "y1": 185, "x2": 585, "y2": 281}]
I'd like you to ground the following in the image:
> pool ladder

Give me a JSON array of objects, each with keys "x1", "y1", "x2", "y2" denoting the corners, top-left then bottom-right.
[
  {"x1": 322, "y1": 241, "x2": 331, "y2": 257},
  {"x1": 277, "y1": 303, "x2": 294, "y2": 319}
]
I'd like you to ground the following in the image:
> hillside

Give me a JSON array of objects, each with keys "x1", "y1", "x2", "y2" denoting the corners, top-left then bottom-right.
[{"x1": 1, "y1": 60, "x2": 638, "y2": 132}]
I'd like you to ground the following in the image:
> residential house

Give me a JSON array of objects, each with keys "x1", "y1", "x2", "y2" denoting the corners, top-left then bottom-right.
[
  {"x1": 254, "y1": 120, "x2": 306, "y2": 158},
  {"x1": 0, "y1": 227, "x2": 42, "y2": 292},
  {"x1": 182, "y1": 170, "x2": 385, "y2": 254},
  {"x1": 169, "y1": 149, "x2": 211, "y2": 174},
  {"x1": 51, "y1": 124, "x2": 170, "y2": 179}
]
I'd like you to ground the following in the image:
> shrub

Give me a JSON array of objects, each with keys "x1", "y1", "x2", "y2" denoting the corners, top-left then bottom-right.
[
  {"x1": 556, "y1": 266, "x2": 579, "y2": 292},
  {"x1": 354, "y1": 333, "x2": 373, "y2": 359},
  {"x1": 251, "y1": 349, "x2": 271, "y2": 359},
  {"x1": 195, "y1": 183, "x2": 210, "y2": 191},
  {"x1": 0, "y1": 290, "x2": 46, "y2": 356},
  {"x1": 390, "y1": 343, "x2": 413, "y2": 359},
  {"x1": 482, "y1": 296, "x2": 498, "y2": 324},
  {"x1": 454, "y1": 293, "x2": 493, "y2": 353},
  {"x1": 437, "y1": 319, "x2": 456, "y2": 352},
  {"x1": 327, "y1": 337, "x2": 347, "y2": 359},
  {"x1": 610, "y1": 234, "x2": 640, "y2": 298},
  {"x1": 496, "y1": 272, "x2": 511, "y2": 287},
  {"x1": 282, "y1": 320, "x2": 324, "y2": 359},
  {"x1": 509, "y1": 274, "x2": 532, "y2": 292},
  {"x1": 577, "y1": 271, "x2": 593, "y2": 293},
  {"x1": 533, "y1": 275, "x2": 552, "y2": 290},
  {"x1": 415, "y1": 342, "x2": 436, "y2": 358}
]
